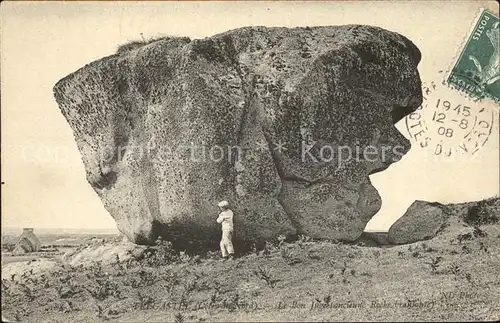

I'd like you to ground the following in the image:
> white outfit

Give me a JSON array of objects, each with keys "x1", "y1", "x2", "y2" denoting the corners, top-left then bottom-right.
[{"x1": 217, "y1": 209, "x2": 234, "y2": 257}]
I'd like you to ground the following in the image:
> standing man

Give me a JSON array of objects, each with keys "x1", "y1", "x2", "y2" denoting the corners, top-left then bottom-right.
[{"x1": 216, "y1": 200, "x2": 234, "y2": 260}]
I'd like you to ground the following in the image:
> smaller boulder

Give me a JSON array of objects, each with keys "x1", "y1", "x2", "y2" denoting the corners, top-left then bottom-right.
[
  {"x1": 388, "y1": 201, "x2": 448, "y2": 244},
  {"x1": 62, "y1": 242, "x2": 146, "y2": 266},
  {"x1": 2, "y1": 258, "x2": 58, "y2": 281}
]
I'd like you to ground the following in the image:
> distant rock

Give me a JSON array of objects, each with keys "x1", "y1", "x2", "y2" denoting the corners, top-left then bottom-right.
[
  {"x1": 53, "y1": 25, "x2": 422, "y2": 247},
  {"x1": 62, "y1": 242, "x2": 147, "y2": 266}
]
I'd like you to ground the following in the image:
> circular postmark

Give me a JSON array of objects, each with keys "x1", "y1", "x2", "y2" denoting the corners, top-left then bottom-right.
[{"x1": 405, "y1": 81, "x2": 494, "y2": 157}]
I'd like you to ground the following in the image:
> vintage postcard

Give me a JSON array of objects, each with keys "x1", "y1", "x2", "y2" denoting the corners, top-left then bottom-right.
[{"x1": 1, "y1": 1, "x2": 499, "y2": 322}]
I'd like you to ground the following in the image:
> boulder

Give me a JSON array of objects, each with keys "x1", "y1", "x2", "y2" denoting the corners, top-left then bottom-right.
[
  {"x1": 61, "y1": 242, "x2": 147, "y2": 266},
  {"x1": 53, "y1": 25, "x2": 422, "y2": 247},
  {"x1": 388, "y1": 201, "x2": 448, "y2": 244},
  {"x1": 1, "y1": 259, "x2": 58, "y2": 281}
]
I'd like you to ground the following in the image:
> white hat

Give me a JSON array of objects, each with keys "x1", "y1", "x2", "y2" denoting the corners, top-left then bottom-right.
[{"x1": 218, "y1": 200, "x2": 229, "y2": 207}]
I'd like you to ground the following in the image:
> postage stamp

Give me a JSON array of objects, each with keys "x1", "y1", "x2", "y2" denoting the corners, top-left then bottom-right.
[
  {"x1": 405, "y1": 80, "x2": 495, "y2": 157},
  {"x1": 446, "y1": 9, "x2": 499, "y2": 103}
]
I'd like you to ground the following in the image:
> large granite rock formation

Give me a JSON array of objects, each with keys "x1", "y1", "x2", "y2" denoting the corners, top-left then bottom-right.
[{"x1": 53, "y1": 26, "x2": 422, "y2": 248}]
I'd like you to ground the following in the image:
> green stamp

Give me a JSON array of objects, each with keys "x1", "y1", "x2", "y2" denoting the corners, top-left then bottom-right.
[{"x1": 447, "y1": 9, "x2": 499, "y2": 103}]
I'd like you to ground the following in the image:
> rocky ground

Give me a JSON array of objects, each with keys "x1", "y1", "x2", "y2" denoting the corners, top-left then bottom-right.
[{"x1": 2, "y1": 209, "x2": 499, "y2": 322}]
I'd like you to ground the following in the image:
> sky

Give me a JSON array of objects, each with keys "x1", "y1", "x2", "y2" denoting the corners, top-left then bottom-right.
[{"x1": 1, "y1": 1, "x2": 499, "y2": 231}]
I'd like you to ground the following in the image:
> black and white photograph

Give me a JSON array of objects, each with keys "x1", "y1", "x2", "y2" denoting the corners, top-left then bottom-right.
[{"x1": 1, "y1": 1, "x2": 499, "y2": 322}]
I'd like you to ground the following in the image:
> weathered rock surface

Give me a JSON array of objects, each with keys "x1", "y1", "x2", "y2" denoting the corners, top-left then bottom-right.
[
  {"x1": 53, "y1": 26, "x2": 422, "y2": 247},
  {"x1": 388, "y1": 197, "x2": 499, "y2": 244},
  {"x1": 388, "y1": 201, "x2": 448, "y2": 244},
  {"x1": 2, "y1": 259, "x2": 58, "y2": 281},
  {"x1": 62, "y1": 242, "x2": 147, "y2": 266}
]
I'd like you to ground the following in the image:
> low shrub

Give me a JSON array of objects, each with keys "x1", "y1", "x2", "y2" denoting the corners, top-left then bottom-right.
[{"x1": 464, "y1": 204, "x2": 499, "y2": 226}]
